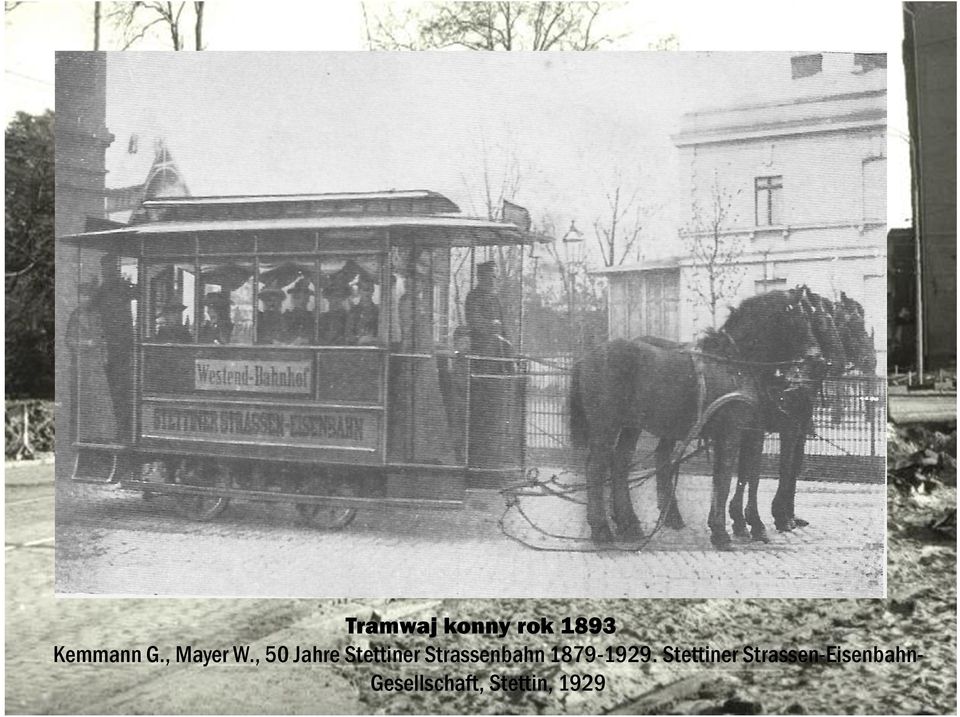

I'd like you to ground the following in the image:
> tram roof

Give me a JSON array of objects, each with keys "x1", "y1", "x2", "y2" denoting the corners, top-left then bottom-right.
[
  {"x1": 141, "y1": 189, "x2": 461, "y2": 216},
  {"x1": 62, "y1": 213, "x2": 533, "y2": 247},
  {"x1": 63, "y1": 189, "x2": 543, "y2": 247}
]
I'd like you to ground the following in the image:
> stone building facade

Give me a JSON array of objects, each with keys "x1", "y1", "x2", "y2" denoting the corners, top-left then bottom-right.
[{"x1": 605, "y1": 53, "x2": 886, "y2": 373}]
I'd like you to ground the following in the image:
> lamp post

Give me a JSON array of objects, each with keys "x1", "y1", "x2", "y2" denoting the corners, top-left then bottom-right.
[{"x1": 562, "y1": 221, "x2": 584, "y2": 351}]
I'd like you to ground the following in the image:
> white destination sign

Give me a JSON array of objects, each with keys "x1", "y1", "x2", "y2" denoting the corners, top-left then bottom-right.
[{"x1": 194, "y1": 359, "x2": 312, "y2": 394}]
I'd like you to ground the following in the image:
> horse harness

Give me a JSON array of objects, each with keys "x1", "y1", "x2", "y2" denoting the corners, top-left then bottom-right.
[{"x1": 686, "y1": 351, "x2": 812, "y2": 438}]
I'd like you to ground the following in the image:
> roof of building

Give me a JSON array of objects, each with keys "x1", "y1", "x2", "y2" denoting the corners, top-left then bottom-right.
[{"x1": 674, "y1": 53, "x2": 886, "y2": 146}]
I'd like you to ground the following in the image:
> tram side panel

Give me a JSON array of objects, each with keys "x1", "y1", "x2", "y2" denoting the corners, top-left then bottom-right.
[{"x1": 138, "y1": 346, "x2": 386, "y2": 467}]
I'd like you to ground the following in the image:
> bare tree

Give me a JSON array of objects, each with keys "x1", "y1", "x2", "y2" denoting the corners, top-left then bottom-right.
[
  {"x1": 592, "y1": 176, "x2": 658, "y2": 267},
  {"x1": 108, "y1": 1, "x2": 205, "y2": 50},
  {"x1": 364, "y1": 1, "x2": 625, "y2": 51},
  {"x1": 680, "y1": 176, "x2": 745, "y2": 328}
]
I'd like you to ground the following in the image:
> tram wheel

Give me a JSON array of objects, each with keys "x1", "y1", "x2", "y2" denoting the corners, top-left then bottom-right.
[
  {"x1": 295, "y1": 478, "x2": 358, "y2": 530},
  {"x1": 170, "y1": 458, "x2": 229, "y2": 521}
]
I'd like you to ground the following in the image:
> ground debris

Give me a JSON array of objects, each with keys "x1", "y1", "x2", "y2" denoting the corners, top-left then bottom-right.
[{"x1": 888, "y1": 423, "x2": 958, "y2": 493}]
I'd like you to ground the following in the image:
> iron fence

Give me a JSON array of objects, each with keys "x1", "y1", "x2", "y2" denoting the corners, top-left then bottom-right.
[{"x1": 524, "y1": 355, "x2": 886, "y2": 458}]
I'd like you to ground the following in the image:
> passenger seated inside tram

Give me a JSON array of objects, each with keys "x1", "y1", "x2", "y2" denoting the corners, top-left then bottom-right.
[
  {"x1": 257, "y1": 284, "x2": 286, "y2": 344},
  {"x1": 199, "y1": 291, "x2": 233, "y2": 344},
  {"x1": 154, "y1": 300, "x2": 192, "y2": 343},
  {"x1": 283, "y1": 277, "x2": 315, "y2": 345},
  {"x1": 318, "y1": 281, "x2": 351, "y2": 345},
  {"x1": 346, "y1": 278, "x2": 379, "y2": 345}
]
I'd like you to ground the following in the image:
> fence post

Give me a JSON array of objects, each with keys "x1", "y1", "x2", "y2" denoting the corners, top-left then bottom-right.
[{"x1": 14, "y1": 402, "x2": 35, "y2": 461}]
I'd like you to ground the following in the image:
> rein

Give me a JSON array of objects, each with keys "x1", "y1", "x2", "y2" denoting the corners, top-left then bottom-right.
[{"x1": 682, "y1": 348, "x2": 813, "y2": 371}]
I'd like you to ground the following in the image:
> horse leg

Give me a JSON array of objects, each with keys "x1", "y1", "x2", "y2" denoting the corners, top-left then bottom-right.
[
  {"x1": 586, "y1": 442, "x2": 614, "y2": 544},
  {"x1": 708, "y1": 432, "x2": 738, "y2": 550},
  {"x1": 655, "y1": 438, "x2": 684, "y2": 529},
  {"x1": 728, "y1": 478, "x2": 748, "y2": 538},
  {"x1": 739, "y1": 429, "x2": 769, "y2": 543},
  {"x1": 610, "y1": 427, "x2": 643, "y2": 540}
]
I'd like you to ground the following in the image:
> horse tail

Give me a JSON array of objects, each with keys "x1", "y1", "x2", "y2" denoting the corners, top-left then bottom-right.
[{"x1": 568, "y1": 359, "x2": 589, "y2": 449}]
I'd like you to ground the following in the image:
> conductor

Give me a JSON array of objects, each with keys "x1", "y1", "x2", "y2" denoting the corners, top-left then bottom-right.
[{"x1": 464, "y1": 260, "x2": 511, "y2": 365}]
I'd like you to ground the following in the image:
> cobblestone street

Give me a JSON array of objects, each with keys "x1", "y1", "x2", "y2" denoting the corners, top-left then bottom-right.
[{"x1": 53, "y1": 463, "x2": 885, "y2": 598}]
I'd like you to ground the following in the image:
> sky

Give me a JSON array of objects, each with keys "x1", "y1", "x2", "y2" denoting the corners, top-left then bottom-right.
[{"x1": 5, "y1": 0, "x2": 913, "y2": 255}]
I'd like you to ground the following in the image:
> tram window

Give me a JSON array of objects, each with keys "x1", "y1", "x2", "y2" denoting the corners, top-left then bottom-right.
[
  {"x1": 317, "y1": 256, "x2": 381, "y2": 346},
  {"x1": 257, "y1": 260, "x2": 316, "y2": 345},
  {"x1": 392, "y1": 246, "x2": 449, "y2": 353},
  {"x1": 146, "y1": 262, "x2": 196, "y2": 343},
  {"x1": 199, "y1": 263, "x2": 254, "y2": 345}
]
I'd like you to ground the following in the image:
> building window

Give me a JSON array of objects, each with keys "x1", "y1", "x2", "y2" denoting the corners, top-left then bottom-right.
[
  {"x1": 755, "y1": 277, "x2": 787, "y2": 294},
  {"x1": 755, "y1": 175, "x2": 783, "y2": 226},
  {"x1": 791, "y1": 54, "x2": 822, "y2": 79},
  {"x1": 862, "y1": 157, "x2": 886, "y2": 222}
]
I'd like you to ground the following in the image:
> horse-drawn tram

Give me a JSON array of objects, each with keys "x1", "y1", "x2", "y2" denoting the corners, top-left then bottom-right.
[{"x1": 65, "y1": 190, "x2": 535, "y2": 527}]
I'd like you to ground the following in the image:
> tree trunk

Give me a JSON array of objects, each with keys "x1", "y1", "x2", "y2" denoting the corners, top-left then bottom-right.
[
  {"x1": 194, "y1": 1, "x2": 204, "y2": 50},
  {"x1": 93, "y1": 1, "x2": 101, "y2": 50}
]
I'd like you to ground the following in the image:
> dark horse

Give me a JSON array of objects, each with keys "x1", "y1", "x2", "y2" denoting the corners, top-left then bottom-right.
[
  {"x1": 727, "y1": 287, "x2": 877, "y2": 533},
  {"x1": 728, "y1": 286, "x2": 845, "y2": 534},
  {"x1": 569, "y1": 291, "x2": 823, "y2": 549}
]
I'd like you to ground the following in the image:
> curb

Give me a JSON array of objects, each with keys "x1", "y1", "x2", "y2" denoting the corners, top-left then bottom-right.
[{"x1": 6, "y1": 455, "x2": 56, "y2": 468}]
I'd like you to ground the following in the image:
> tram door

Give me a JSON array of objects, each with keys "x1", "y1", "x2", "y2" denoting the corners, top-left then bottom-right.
[
  {"x1": 387, "y1": 246, "x2": 462, "y2": 465},
  {"x1": 386, "y1": 244, "x2": 525, "y2": 470},
  {"x1": 69, "y1": 247, "x2": 138, "y2": 446}
]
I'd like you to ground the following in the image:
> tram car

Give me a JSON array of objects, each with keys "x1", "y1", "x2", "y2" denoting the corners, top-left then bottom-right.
[{"x1": 64, "y1": 190, "x2": 539, "y2": 528}]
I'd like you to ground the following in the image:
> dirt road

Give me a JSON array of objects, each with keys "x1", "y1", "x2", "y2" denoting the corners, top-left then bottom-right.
[{"x1": 7, "y1": 462, "x2": 954, "y2": 714}]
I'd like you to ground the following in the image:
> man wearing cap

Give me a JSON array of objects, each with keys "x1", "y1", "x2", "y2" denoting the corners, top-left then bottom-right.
[
  {"x1": 318, "y1": 281, "x2": 351, "y2": 345},
  {"x1": 346, "y1": 278, "x2": 379, "y2": 345},
  {"x1": 283, "y1": 277, "x2": 315, "y2": 345},
  {"x1": 154, "y1": 300, "x2": 192, "y2": 343},
  {"x1": 464, "y1": 260, "x2": 511, "y2": 364},
  {"x1": 199, "y1": 292, "x2": 233, "y2": 344},
  {"x1": 257, "y1": 284, "x2": 286, "y2": 344}
]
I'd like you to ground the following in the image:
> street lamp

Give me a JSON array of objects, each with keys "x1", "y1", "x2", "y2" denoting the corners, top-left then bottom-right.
[{"x1": 562, "y1": 221, "x2": 584, "y2": 351}]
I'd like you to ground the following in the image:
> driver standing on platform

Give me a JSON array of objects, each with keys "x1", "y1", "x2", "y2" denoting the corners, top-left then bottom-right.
[{"x1": 464, "y1": 260, "x2": 510, "y2": 367}]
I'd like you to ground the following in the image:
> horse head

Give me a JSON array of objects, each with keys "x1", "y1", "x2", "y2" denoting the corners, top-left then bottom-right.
[
  {"x1": 834, "y1": 292, "x2": 877, "y2": 374},
  {"x1": 717, "y1": 291, "x2": 821, "y2": 364},
  {"x1": 791, "y1": 286, "x2": 846, "y2": 378}
]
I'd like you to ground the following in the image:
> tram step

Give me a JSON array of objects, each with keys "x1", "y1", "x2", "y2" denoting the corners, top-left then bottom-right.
[{"x1": 70, "y1": 447, "x2": 123, "y2": 484}]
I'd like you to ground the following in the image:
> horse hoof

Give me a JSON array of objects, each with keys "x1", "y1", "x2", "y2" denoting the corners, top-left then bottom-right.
[
  {"x1": 775, "y1": 519, "x2": 795, "y2": 532},
  {"x1": 732, "y1": 522, "x2": 749, "y2": 539},
  {"x1": 592, "y1": 525, "x2": 615, "y2": 544},
  {"x1": 751, "y1": 528, "x2": 770, "y2": 543},
  {"x1": 793, "y1": 516, "x2": 810, "y2": 528},
  {"x1": 710, "y1": 533, "x2": 733, "y2": 550},
  {"x1": 617, "y1": 524, "x2": 644, "y2": 541}
]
